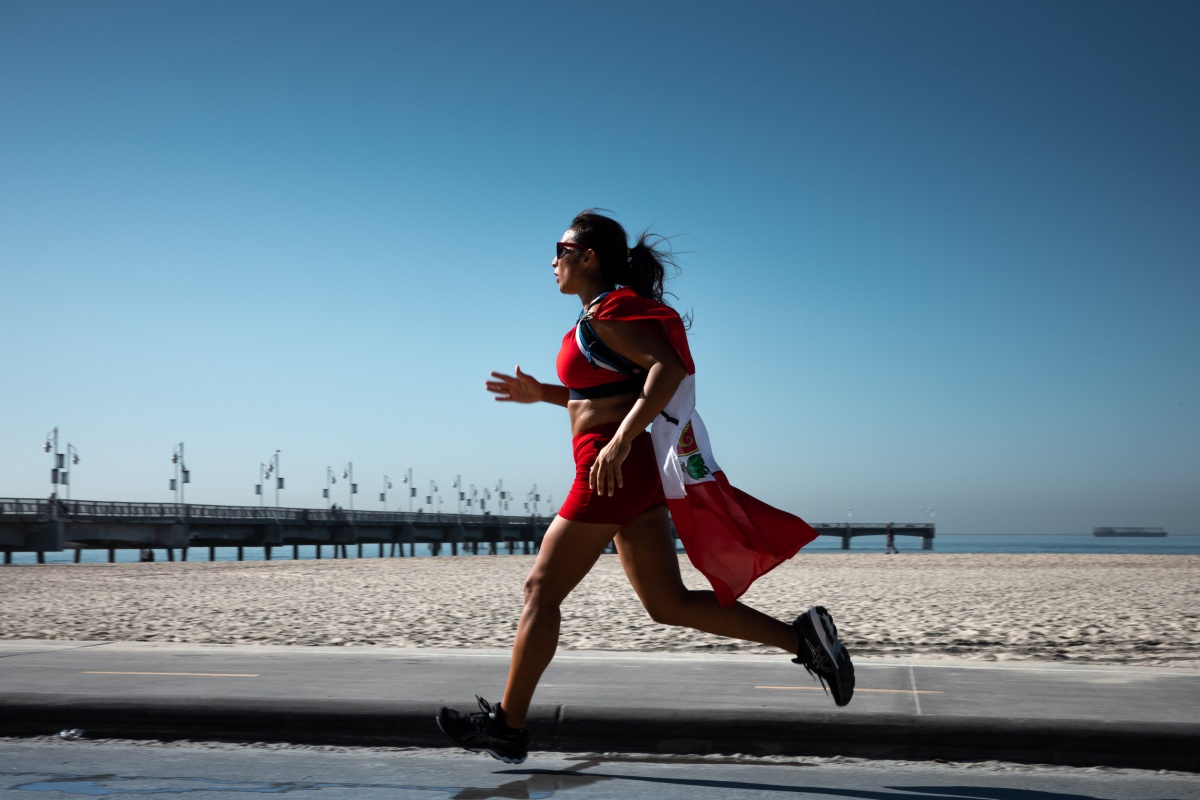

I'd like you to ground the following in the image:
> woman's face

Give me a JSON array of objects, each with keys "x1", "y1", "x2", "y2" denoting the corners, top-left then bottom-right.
[{"x1": 552, "y1": 228, "x2": 591, "y2": 295}]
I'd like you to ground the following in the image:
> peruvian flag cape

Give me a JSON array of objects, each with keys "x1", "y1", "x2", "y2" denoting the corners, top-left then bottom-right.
[{"x1": 593, "y1": 288, "x2": 818, "y2": 606}]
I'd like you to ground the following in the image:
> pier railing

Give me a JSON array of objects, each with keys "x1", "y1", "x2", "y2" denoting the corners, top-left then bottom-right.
[
  {"x1": 812, "y1": 522, "x2": 936, "y2": 550},
  {"x1": 0, "y1": 498, "x2": 544, "y2": 527},
  {"x1": 1, "y1": 498, "x2": 935, "y2": 559}
]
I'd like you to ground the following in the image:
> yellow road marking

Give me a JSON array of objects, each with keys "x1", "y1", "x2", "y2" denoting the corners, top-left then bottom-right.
[
  {"x1": 756, "y1": 685, "x2": 943, "y2": 694},
  {"x1": 82, "y1": 671, "x2": 259, "y2": 678}
]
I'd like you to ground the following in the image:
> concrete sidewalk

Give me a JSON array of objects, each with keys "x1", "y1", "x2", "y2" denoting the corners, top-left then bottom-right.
[{"x1": 1, "y1": 640, "x2": 1196, "y2": 772}]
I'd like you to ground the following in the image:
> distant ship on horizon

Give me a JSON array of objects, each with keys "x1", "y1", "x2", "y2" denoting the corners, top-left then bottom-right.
[{"x1": 1093, "y1": 527, "x2": 1168, "y2": 537}]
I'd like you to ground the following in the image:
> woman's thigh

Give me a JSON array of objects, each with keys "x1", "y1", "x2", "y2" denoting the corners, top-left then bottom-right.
[
  {"x1": 524, "y1": 515, "x2": 621, "y2": 606},
  {"x1": 613, "y1": 505, "x2": 690, "y2": 609}
]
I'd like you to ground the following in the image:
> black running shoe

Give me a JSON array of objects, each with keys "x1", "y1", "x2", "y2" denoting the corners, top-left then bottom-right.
[
  {"x1": 435, "y1": 695, "x2": 530, "y2": 764},
  {"x1": 793, "y1": 606, "x2": 855, "y2": 706}
]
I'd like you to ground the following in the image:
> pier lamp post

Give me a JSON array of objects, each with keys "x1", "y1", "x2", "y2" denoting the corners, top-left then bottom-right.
[
  {"x1": 469, "y1": 484, "x2": 478, "y2": 513},
  {"x1": 342, "y1": 462, "x2": 357, "y2": 511},
  {"x1": 380, "y1": 476, "x2": 392, "y2": 509},
  {"x1": 256, "y1": 452, "x2": 282, "y2": 507},
  {"x1": 62, "y1": 444, "x2": 80, "y2": 499},
  {"x1": 528, "y1": 484, "x2": 540, "y2": 517},
  {"x1": 401, "y1": 468, "x2": 415, "y2": 512},
  {"x1": 494, "y1": 480, "x2": 508, "y2": 513},
  {"x1": 272, "y1": 451, "x2": 283, "y2": 507},
  {"x1": 324, "y1": 467, "x2": 337, "y2": 508},
  {"x1": 427, "y1": 480, "x2": 439, "y2": 513},
  {"x1": 169, "y1": 443, "x2": 190, "y2": 504},
  {"x1": 452, "y1": 475, "x2": 463, "y2": 514},
  {"x1": 256, "y1": 462, "x2": 271, "y2": 506},
  {"x1": 43, "y1": 424, "x2": 57, "y2": 474},
  {"x1": 481, "y1": 487, "x2": 491, "y2": 514},
  {"x1": 43, "y1": 428, "x2": 65, "y2": 499}
]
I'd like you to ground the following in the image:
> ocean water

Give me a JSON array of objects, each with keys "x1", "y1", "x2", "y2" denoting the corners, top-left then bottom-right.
[
  {"x1": 5, "y1": 533, "x2": 1198, "y2": 565},
  {"x1": 801, "y1": 532, "x2": 1200, "y2": 556}
]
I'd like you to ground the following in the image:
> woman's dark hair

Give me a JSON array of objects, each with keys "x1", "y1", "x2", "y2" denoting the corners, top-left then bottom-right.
[{"x1": 569, "y1": 209, "x2": 680, "y2": 306}]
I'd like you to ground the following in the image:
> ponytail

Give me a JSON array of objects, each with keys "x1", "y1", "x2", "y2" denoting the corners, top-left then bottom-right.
[{"x1": 569, "y1": 209, "x2": 680, "y2": 307}]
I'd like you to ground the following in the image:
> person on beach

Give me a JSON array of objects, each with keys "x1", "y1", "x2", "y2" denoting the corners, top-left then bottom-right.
[
  {"x1": 436, "y1": 210, "x2": 854, "y2": 764},
  {"x1": 886, "y1": 522, "x2": 899, "y2": 554}
]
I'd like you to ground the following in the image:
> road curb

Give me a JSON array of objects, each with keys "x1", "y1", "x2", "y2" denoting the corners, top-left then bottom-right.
[{"x1": 2, "y1": 693, "x2": 1197, "y2": 772}]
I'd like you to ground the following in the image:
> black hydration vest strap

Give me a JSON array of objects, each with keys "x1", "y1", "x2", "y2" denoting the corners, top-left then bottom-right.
[
  {"x1": 577, "y1": 316, "x2": 645, "y2": 379},
  {"x1": 576, "y1": 293, "x2": 679, "y2": 425}
]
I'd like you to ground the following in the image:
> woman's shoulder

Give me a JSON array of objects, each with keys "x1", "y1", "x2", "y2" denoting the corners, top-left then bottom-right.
[{"x1": 593, "y1": 287, "x2": 677, "y2": 322}]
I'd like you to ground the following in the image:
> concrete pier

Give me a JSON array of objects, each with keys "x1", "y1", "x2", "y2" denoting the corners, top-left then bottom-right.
[
  {"x1": 811, "y1": 522, "x2": 936, "y2": 550},
  {"x1": 0, "y1": 498, "x2": 549, "y2": 560},
  {"x1": 1, "y1": 498, "x2": 934, "y2": 560}
]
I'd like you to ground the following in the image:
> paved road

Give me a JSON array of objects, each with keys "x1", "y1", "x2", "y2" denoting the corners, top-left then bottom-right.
[
  {"x1": 1, "y1": 640, "x2": 1197, "y2": 772},
  {"x1": 3, "y1": 738, "x2": 1197, "y2": 800}
]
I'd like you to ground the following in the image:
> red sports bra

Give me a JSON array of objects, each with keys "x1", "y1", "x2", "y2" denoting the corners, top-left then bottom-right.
[{"x1": 556, "y1": 293, "x2": 646, "y2": 400}]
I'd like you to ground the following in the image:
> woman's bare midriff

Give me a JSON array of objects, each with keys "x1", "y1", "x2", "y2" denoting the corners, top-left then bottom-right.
[{"x1": 568, "y1": 389, "x2": 640, "y2": 436}]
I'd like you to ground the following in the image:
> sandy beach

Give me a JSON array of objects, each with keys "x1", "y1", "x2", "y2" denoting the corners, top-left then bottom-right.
[{"x1": 2, "y1": 553, "x2": 1196, "y2": 667}]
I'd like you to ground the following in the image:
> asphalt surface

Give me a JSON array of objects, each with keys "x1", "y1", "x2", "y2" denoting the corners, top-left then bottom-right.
[
  {"x1": 6, "y1": 739, "x2": 1198, "y2": 800},
  {"x1": 1, "y1": 640, "x2": 1197, "y2": 772}
]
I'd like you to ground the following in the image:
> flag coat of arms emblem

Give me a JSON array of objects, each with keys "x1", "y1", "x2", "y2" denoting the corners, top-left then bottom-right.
[{"x1": 593, "y1": 288, "x2": 819, "y2": 606}]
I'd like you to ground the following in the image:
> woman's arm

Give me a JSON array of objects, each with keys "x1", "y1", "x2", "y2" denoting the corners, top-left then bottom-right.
[
  {"x1": 583, "y1": 319, "x2": 688, "y2": 495},
  {"x1": 486, "y1": 366, "x2": 570, "y2": 408}
]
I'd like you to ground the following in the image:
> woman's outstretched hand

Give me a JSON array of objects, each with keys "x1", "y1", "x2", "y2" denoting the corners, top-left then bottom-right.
[{"x1": 486, "y1": 366, "x2": 544, "y2": 404}]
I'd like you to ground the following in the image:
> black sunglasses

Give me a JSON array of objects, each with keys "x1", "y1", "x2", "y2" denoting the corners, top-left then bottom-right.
[{"x1": 556, "y1": 241, "x2": 587, "y2": 259}]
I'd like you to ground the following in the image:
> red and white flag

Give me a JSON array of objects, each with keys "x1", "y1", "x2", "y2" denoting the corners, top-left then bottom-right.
[{"x1": 594, "y1": 289, "x2": 819, "y2": 606}]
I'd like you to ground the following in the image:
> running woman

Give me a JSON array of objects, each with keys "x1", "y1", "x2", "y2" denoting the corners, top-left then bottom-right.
[{"x1": 436, "y1": 211, "x2": 853, "y2": 763}]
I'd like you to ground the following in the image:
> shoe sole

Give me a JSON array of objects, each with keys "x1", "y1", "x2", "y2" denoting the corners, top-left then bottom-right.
[{"x1": 434, "y1": 712, "x2": 528, "y2": 764}]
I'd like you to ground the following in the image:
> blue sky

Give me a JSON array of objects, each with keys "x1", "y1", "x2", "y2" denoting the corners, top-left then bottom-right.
[{"x1": 2, "y1": 1, "x2": 1197, "y2": 534}]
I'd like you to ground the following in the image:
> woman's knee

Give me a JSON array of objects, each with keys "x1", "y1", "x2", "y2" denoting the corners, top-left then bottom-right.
[
  {"x1": 641, "y1": 591, "x2": 692, "y2": 626},
  {"x1": 522, "y1": 572, "x2": 567, "y2": 612}
]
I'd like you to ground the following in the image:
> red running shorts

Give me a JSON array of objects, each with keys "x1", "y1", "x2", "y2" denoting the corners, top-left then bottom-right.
[{"x1": 557, "y1": 422, "x2": 667, "y2": 526}]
